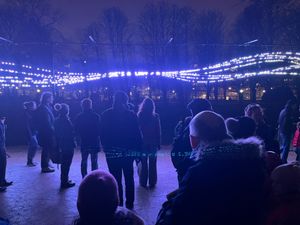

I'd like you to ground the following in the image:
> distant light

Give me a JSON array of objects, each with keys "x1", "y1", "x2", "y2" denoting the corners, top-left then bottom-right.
[
  {"x1": 239, "y1": 89, "x2": 244, "y2": 93},
  {"x1": 228, "y1": 87, "x2": 232, "y2": 90},
  {"x1": 37, "y1": 89, "x2": 41, "y2": 93}
]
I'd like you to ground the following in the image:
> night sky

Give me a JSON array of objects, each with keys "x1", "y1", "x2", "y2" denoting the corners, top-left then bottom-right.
[{"x1": 51, "y1": 0, "x2": 247, "y2": 41}]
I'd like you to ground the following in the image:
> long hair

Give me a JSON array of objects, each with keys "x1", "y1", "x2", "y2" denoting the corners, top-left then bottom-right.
[
  {"x1": 138, "y1": 97, "x2": 156, "y2": 120},
  {"x1": 40, "y1": 92, "x2": 53, "y2": 105}
]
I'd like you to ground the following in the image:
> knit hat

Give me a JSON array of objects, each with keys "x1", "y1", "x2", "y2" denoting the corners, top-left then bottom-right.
[{"x1": 77, "y1": 170, "x2": 119, "y2": 223}]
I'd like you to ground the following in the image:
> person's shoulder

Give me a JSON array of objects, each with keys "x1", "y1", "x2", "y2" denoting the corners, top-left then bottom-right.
[{"x1": 102, "y1": 107, "x2": 113, "y2": 116}]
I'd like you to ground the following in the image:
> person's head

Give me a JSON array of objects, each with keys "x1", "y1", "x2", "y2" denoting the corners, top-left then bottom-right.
[
  {"x1": 138, "y1": 97, "x2": 155, "y2": 116},
  {"x1": 81, "y1": 98, "x2": 92, "y2": 111},
  {"x1": 54, "y1": 103, "x2": 70, "y2": 117},
  {"x1": 297, "y1": 122, "x2": 300, "y2": 130},
  {"x1": 113, "y1": 91, "x2": 129, "y2": 109},
  {"x1": 245, "y1": 104, "x2": 264, "y2": 124},
  {"x1": 77, "y1": 170, "x2": 119, "y2": 225},
  {"x1": 271, "y1": 162, "x2": 300, "y2": 199},
  {"x1": 189, "y1": 111, "x2": 229, "y2": 148},
  {"x1": 0, "y1": 114, "x2": 5, "y2": 124},
  {"x1": 265, "y1": 151, "x2": 282, "y2": 175},
  {"x1": 23, "y1": 101, "x2": 37, "y2": 111},
  {"x1": 40, "y1": 92, "x2": 53, "y2": 105},
  {"x1": 285, "y1": 99, "x2": 298, "y2": 112},
  {"x1": 187, "y1": 99, "x2": 212, "y2": 117},
  {"x1": 234, "y1": 116, "x2": 256, "y2": 139},
  {"x1": 225, "y1": 117, "x2": 239, "y2": 138}
]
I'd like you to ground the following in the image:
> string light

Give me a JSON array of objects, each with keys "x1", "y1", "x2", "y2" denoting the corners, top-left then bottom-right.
[{"x1": 0, "y1": 52, "x2": 299, "y2": 88}]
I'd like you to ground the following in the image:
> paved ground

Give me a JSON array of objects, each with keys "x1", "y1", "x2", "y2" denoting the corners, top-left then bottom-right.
[{"x1": 0, "y1": 146, "x2": 177, "y2": 225}]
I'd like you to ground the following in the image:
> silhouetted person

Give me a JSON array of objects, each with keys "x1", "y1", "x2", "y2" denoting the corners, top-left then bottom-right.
[
  {"x1": 267, "y1": 162, "x2": 300, "y2": 225},
  {"x1": 54, "y1": 103, "x2": 76, "y2": 189},
  {"x1": 245, "y1": 104, "x2": 278, "y2": 153},
  {"x1": 75, "y1": 98, "x2": 101, "y2": 178},
  {"x1": 0, "y1": 114, "x2": 12, "y2": 191},
  {"x1": 137, "y1": 97, "x2": 161, "y2": 188},
  {"x1": 234, "y1": 116, "x2": 257, "y2": 139},
  {"x1": 101, "y1": 91, "x2": 142, "y2": 209},
  {"x1": 34, "y1": 92, "x2": 55, "y2": 173},
  {"x1": 156, "y1": 111, "x2": 267, "y2": 225},
  {"x1": 24, "y1": 101, "x2": 38, "y2": 167},
  {"x1": 172, "y1": 98, "x2": 212, "y2": 185},
  {"x1": 278, "y1": 99, "x2": 298, "y2": 163},
  {"x1": 74, "y1": 170, "x2": 145, "y2": 225},
  {"x1": 292, "y1": 122, "x2": 300, "y2": 161}
]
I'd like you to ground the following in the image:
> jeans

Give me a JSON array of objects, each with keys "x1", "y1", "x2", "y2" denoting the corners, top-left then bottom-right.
[
  {"x1": 138, "y1": 149, "x2": 157, "y2": 187},
  {"x1": 279, "y1": 133, "x2": 292, "y2": 163},
  {"x1": 105, "y1": 152, "x2": 135, "y2": 206},
  {"x1": 41, "y1": 146, "x2": 51, "y2": 169},
  {"x1": 27, "y1": 135, "x2": 38, "y2": 164},
  {"x1": 81, "y1": 151, "x2": 98, "y2": 178},
  {"x1": 0, "y1": 148, "x2": 7, "y2": 184},
  {"x1": 61, "y1": 149, "x2": 74, "y2": 184}
]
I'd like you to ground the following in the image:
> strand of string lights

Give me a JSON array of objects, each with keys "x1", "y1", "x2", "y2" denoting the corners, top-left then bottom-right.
[{"x1": 0, "y1": 52, "x2": 299, "y2": 89}]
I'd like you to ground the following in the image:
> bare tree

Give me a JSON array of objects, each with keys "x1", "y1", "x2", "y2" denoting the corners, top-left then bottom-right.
[
  {"x1": 100, "y1": 7, "x2": 132, "y2": 69},
  {"x1": 139, "y1": 1, "x2": 194, "y2": 69},
  {"x1": 192, "y1": 10, "x2": 225, "y2": 65},
  {"x1": 0, "y1": 0, "x2": 63, "y2": 65}
]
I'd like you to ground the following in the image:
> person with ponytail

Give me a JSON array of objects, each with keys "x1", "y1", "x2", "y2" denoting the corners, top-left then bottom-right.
[
  {"x1": 54, "y1": 103, "x2": 76, "y2": 189},
  {"x1": 137, "y1": 97, "x2": 161, "y2": 188}
]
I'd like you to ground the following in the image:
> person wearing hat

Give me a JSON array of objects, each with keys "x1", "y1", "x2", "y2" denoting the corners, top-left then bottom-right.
[
  {"x1": 23, "y1": 101, "x2": 38, "y2": 167},
  {"x1": 156, "y1": 111, "x2": 267, "y2": 225},
  {"x1": 74, "y1": 170, "x2": 144, "y2": 225},
  {"x1": 0, "y1": 114, "x2": 13, "y2": 191}
]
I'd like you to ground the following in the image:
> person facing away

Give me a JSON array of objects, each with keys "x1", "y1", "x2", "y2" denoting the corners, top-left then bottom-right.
[
  {"x1": 74, "y1": 170, "x2": 145, "y2": 225},
  {"x1": 0, "y1": 114, "x2": 13, "y2": 192},
  {"x1": 226, "y1": 116, "x2": 256, "y2": 139},
  {"x1": 266, "y1": 162, "x2": 300, "y2": 225},
  {"x1": 23, "y1": 101, "x2": 38, "y2": 167},
  {"x1": 101, "y1": 91, "x2": 142, "y2": 209},
  {"x1": 74, "y1": 98, "x2": 101, "y2": 178},
  {"x1": 54, "y1": 103, "x2": 76, "y2": 189},
  {"x1": 292, "y1": 122, "x2": 300, "y2": 161},
  {"x1": 34, "y1": 92, "x2": 56, "y2": 173},
  {"x1": 245, "y1": 103, "x2": 278, "y2": 153},
  {"x1": 137, "y1": 97, "x2": 161, "y2": 189},
  {"x1": 171, "y1": 98, "x2": 212, "y2": 185},
  {"x1": 156, "y1": 111, "x2": 267, "y2": 225},
  {"x1": 278, "y1": 99, "x2": 298, "y2": 163}
]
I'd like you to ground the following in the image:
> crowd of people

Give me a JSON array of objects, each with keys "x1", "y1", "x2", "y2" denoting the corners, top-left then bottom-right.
[{"x1": 1, "y1": 90, "x2": 300, "y2": 225}]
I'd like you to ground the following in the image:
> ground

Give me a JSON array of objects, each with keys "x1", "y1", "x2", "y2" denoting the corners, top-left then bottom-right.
[
  {"x1": 0, "y1": 147, "x2": 297, "y2": 225},
  {"x1": 0, "y1": 146, "x2": 177, "y2": 225}
]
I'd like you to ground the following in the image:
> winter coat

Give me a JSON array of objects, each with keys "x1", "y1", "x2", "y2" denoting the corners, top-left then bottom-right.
[
  {"x1": 75, "y1": 110, "x2": 101, "y2": 152},
  {"x1": 292, "y1": 129, "x2": 300, "y2": 148},
  {"x1": 138, "y1": 113, "x2": 161, "y2": 149},
  {"x1": 156, "y1": 138, "x2": 267, "y2": 225},
  {"x1": 54, "y1": 116, "x2": 76, "y2": 150},
  {"x1": 34, "y1": 104, "x2": 55, "y2": 147},
  {"x1": 101, "y1": 107, "x2": 142, "y2": 154}
]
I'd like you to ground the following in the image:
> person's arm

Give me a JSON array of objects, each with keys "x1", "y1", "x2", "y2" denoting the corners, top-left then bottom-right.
[{"x1": 156, "y1": 114, "x2": 162, "y2": 150}]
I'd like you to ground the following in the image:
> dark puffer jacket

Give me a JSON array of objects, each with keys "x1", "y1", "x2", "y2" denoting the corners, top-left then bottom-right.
[{"x1": 156, "y1": 138, "x2": 267, "y2": 225}]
